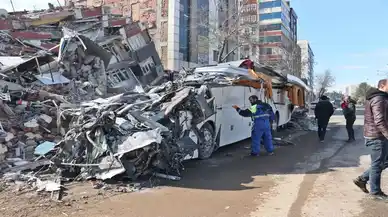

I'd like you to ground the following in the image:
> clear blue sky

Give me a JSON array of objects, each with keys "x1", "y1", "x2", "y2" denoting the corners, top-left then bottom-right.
[{"x1": 292, "y1": 0, "x2": 387, "y2": 91}]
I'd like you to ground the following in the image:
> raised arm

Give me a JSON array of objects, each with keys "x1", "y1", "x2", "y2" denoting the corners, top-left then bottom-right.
[{"x1": 236, "y1": 108, "x2": 253, "y2": 117}]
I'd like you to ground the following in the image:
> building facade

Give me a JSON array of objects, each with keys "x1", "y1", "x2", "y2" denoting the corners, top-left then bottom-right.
[
  {"x1": 345, "y1": 85, "x2": 357, "y2": 97},
  {"x1": 297, "y1": 40, "x2": 314, "y2": 87},
  {"x1": 258, "y1": 0, "x2": 301, "y2": 76},
  {"x1": 84, "y1": 0, "x2": 242, "y2": 71}
]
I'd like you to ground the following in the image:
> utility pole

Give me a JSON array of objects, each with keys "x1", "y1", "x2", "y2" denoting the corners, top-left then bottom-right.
[{"x1": 9, "y1": 0, "x2": 15, "y2": 12}]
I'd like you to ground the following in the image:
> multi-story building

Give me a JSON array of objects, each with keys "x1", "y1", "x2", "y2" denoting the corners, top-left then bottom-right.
[
  {"x1": 297, "y1": 40, "x2": 314, "y2": 87},
  {"x1": 238, "y1": 0, "x2": 260, "y2": 61},
  {"x1": 258, "y1": 0, "x2": 301, "y2": 76},
  {"x1": 85, "y1": 0, "x2": 240, "y2": 71},
  {"x1": 345, "y1": 85, "x2": 357, "y2": 97}
]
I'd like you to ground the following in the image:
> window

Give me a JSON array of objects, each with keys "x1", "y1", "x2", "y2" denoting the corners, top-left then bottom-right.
[
  {"x1": 107, "y1": 68, "x2": 134, "y2": 87},
  {"x1": 241, "y1": 3, "x2": 256, "y2": 13},
  {"x1": 281, "y1": 25, "x2": 291, "y2": 39},
  {"x1": 139, "y1": 57, "x2": 155, "y2": 75},
  {"x1": 259, "y1": 36, "x2": 281, "y2": 43},
  {"x1": 260, "y1": 24, "x2": 281, "y2": 31},
  {"x1": 128, "y1": 33, "x2": 146, "y2": 51},
  {"x1": 259, "y1": 0, "x2": 281, "y2": 9},
  {"x1": 259, "y1": 12, "x2": 281, "y2": 20},
  {"x1": 179, "y1": 1, "x2": 190, "y2": 62},
  {"x1": 213, "y1": 50, "x2": 219, "y2": 62},
  {"x1": 101, "y1": 43, "x2": 120, "y2": 61},
  {"x1": 260, "y1": 48, "x2": 273, "y2": 55}
]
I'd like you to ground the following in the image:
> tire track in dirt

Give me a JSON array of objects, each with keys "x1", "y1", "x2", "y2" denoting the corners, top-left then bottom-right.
[
  {"x1": 287, "y1": 125, "x2": 364, "y2": 217},
  {"x1": 250, "y1": 121, "x2": 357, "y2": 217}
]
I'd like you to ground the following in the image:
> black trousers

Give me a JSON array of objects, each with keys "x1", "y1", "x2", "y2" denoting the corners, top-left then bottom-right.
[
  {"x1": 317, "y1": 120, "x2": 329, "y2": 141},
  {"x1": 346, "y1": 117, "x2": 356, "y2": 140}
]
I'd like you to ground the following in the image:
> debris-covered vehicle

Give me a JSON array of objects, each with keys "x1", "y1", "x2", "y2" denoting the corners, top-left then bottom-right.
[
  {"x1": 55, "y1": 82, "x2": 216, "y2": 180},
  {"x1": 0, "y1": 24, "x2": 313, "y2": 198}
]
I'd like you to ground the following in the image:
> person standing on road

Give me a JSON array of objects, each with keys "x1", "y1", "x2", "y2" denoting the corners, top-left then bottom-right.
[
  {"x1": 341, "y1": 96, "x2": 356, "y2": 142},
  {"x1": 314, "y1": 95, "x2": 334, "y2": 142},
  {"x1": 353, "y1": 79, "x2": 388, "y2": 200},
  {"x1": 232, "y1": 95, "x2": 275, "y2": 156}
]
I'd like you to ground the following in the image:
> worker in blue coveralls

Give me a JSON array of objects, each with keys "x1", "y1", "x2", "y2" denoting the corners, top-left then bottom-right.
[{"x1": 232, "y1": 95, "x2": 275, "y2": 156}]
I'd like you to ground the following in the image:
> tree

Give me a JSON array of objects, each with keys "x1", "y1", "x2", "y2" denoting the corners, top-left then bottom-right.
[
  {"x1": 315, "y1": 69, "x2": 335, "y2": 97},
  {"x1": 196, "y1": 0, "x2": 259, "y2": 63},
  {"x1": 354, "y1": 82, "x2": 372, "y2": 103},
  {"x1": 262, "y1": 44, "x2": 305, "y2": 76},
  {"x1": 326, "y1": 91, "x2": 343, "y2": 100}
]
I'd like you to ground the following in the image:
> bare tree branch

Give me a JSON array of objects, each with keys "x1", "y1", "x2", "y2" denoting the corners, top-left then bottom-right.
[
  {"x1": 259, "y1": 40, "x2": 302, "y2": 76},
  {"x1": 194, "y1": 0, "x2": 259, "y2": 63},
  {"x1": 315, "y1": 69, "x2": 335, "y2": 97}
]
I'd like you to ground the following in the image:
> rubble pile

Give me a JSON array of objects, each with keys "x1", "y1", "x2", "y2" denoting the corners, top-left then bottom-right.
[
  {"x1": 0, "y1": 21, "x2": 168, "y2": 196},
  {"x1": 288, "y1": 107, "x2": 317, "y2": 131},
  {"x1": 0, "y1": 78, "x2": 211, "y2": 196}
]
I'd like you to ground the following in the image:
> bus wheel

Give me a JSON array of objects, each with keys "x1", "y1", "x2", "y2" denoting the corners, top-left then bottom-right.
[{"x1": 198, "y1": 122, "x2": 216, "y2": 159}]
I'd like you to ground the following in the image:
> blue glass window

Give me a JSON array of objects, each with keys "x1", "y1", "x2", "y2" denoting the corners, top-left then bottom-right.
[
  {"x1": 259, "y1": 12, "x2": 281, "y2": 20},
  {"x1": 281, "y1": 25, "x2": 291, "y2": 40},
  {"x1": 179, "y1": 2, "x2": 190, "y2": 62},
  {"x1": 259, "y1": 36, "x2": 281, "y2": 43},
  {"x1": 260, "y1": 24, "x2": 281, "y2": 31},
  {"x1": 259, "y1": 0, "x2": 281, "y2": 9}
]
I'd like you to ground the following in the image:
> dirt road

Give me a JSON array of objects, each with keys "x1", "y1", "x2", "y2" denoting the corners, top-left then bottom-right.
[{"x1": 3, "y1": 110, "x2": 387, "y2": 217}]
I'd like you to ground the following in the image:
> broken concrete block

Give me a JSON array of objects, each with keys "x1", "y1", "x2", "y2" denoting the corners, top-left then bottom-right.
[
  {"x1": 84, "y1": 55, "x2": 96, "y2": 65},
  {"x1": 25, "y1": 139, "x2": 37, "y2": 147},
  {"x1": 5, "y1": 132, "x2": 14, "y2": 142},
  {"x1": 23, "y1": 119, "x2": 39, "y2": 132},
  {"x1": 0, "y1": 143, "x2": 7, "y2": 154},
  {"x1": 80, "y1": 64, "x2": 92, "y2": 73},
  {"x1": 38, "y1": 114, "x2": 53, "y2": 128},
  {"x1": 25, "y1": 132, "x2": 36, "y2": 140},
  {"x1": 39, "y1": 114, "x2": 52, "y2": 124}
]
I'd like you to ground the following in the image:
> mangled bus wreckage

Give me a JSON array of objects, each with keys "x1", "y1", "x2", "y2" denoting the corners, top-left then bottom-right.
[
  {"x1": 53, "y1": 58, "x2": 310, "y2": 181},
  {"x1": 0, "y1": 26, "x2": 309, "y2": 182}
]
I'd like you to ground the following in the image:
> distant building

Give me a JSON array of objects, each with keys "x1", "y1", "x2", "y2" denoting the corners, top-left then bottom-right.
[
  {"x1": 345, "y1": 85, "x2": 357, "y2": 97},
  {"x1": 258, "y1": 0, "x2": 301, "y2": 77},
  {"x1": 87, "y1": 0, "x2": 225, "y2": 72},
  {"x1": 297, "y1": 40, "x2": 314, "y2": 87}
]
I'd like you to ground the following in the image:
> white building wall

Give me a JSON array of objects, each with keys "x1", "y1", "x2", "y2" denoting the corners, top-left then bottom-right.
[
  {"x1": 167, "y1": 0, "x2": 180, "y2": 71},
  {"x1": 297, "y1": 40, "x2": 314, "y2": 87}
]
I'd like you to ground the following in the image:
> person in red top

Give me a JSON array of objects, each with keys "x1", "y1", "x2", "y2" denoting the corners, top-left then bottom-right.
[{"x1": 341, "y1": 96, "x2": 357, "y2": 142}]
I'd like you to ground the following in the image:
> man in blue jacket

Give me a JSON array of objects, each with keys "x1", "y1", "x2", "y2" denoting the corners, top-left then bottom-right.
[{"x1": 233, "y1": 95, "x2": 275, "y2": 156}]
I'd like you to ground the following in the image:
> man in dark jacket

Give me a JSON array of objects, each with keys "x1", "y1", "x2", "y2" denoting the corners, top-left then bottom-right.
[
  {"x1": 353, "y1": 79, "x2": 388, "y2": 200},
  {"x1": 314, "y1": 95, "x2": 334, "y2": 142},
  {"x1": 341, "y1": 96, "x2": 356, "y2": 142}
]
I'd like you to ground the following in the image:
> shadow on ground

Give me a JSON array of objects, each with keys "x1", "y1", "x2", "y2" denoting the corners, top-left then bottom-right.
[{"x1": 159, "y1": 120, "x2": 367, "y2": 192}]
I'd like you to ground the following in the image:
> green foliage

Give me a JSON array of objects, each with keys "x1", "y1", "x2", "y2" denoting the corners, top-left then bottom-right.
[
  {"x1": 354, "y1": 82, "x2": 373, "y2": 102},
  {"x1": 326, "y1": 91, "x2": 343, "y2": 100}
]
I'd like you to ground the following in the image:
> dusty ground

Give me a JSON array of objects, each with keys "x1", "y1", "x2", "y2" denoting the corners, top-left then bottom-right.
[
  {"x1": 0, "y1": 125, "x2": 319, "y2": 217},
  {"x1": 3, "y1": 108, "x2": 386, "y2": 217}
]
